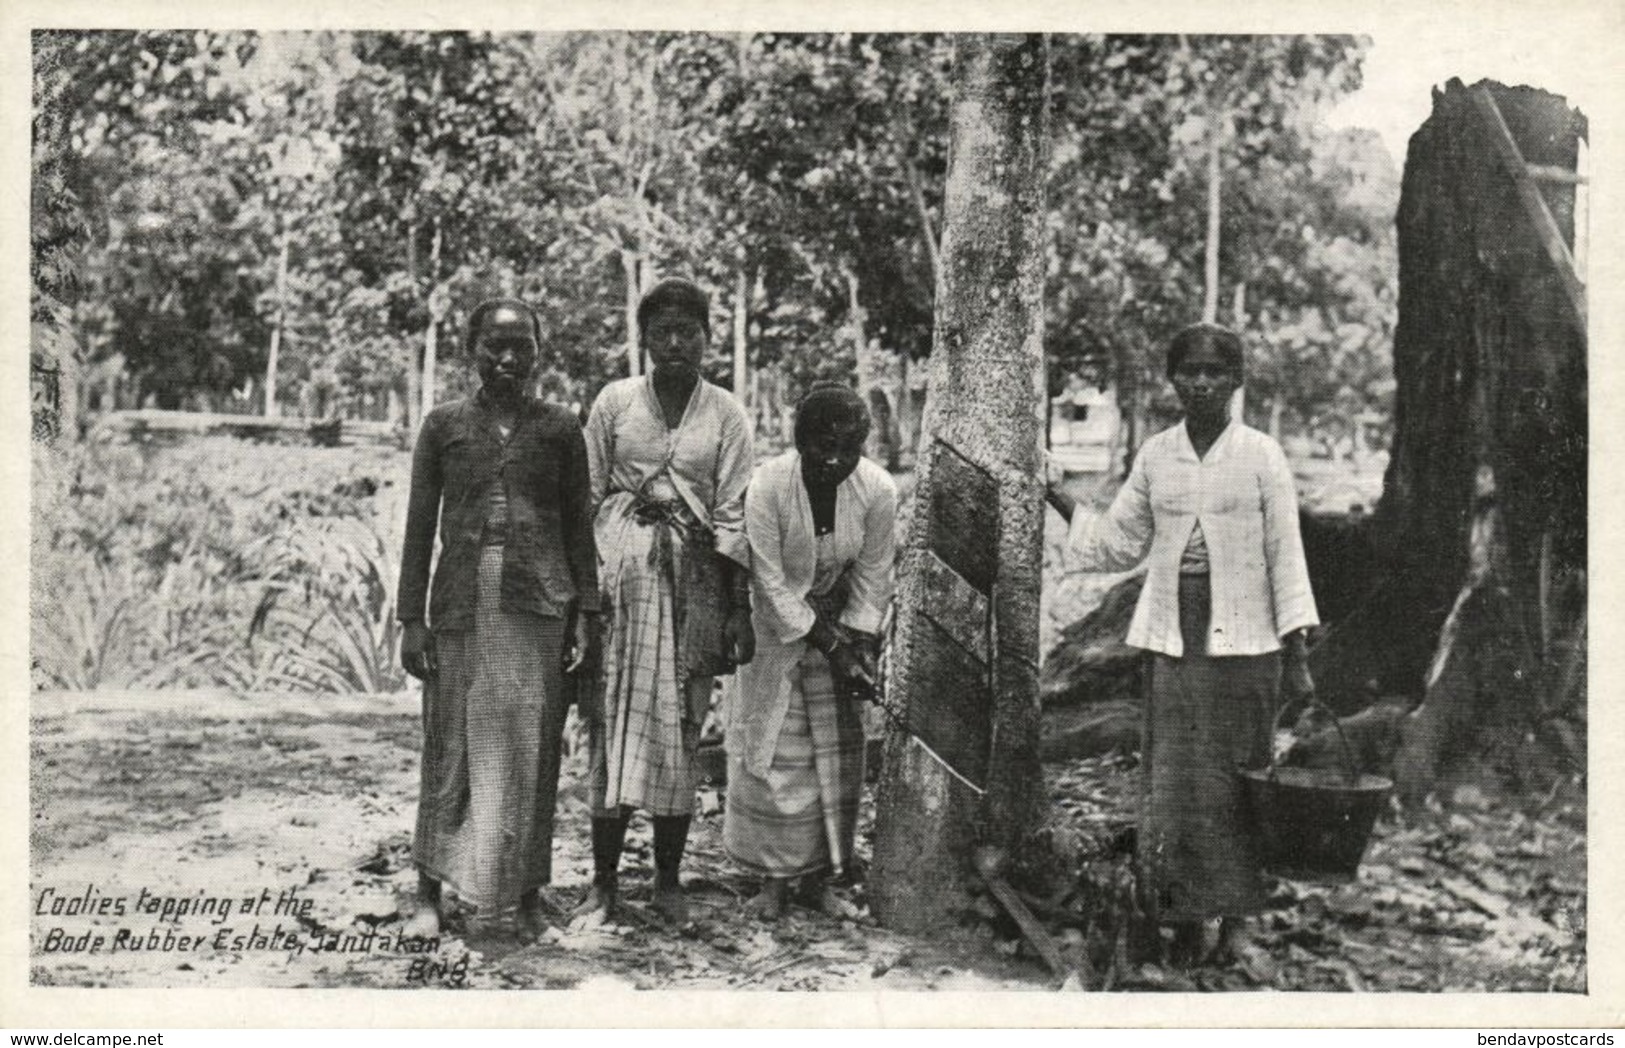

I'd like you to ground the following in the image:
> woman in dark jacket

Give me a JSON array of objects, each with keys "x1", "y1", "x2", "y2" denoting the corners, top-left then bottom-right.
[{"x1": 397, "y1": 298, "x2": 599, "y2": 941}]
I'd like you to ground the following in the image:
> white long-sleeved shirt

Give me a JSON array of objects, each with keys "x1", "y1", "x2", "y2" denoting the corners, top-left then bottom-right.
[
  {"x1": 728, "y1": 450, "x2": 897, "y2": 775},
  {"x1": 746, "y1": 451, "x2": 897, "y2": 644},
  {"x1": 1067, "y1": 421, "x2": 1318, "y2": 658}
]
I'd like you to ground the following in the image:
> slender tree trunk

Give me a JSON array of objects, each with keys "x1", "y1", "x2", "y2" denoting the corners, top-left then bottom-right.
[
  {"x1": 843, "y1": 262, "x2": 872, "y2": 392},
  {"x1": 622, "y1": 249, "x2": 643, "y2": 377},
  {"x1": 404, "y1": 216, "x2": 421, "y2": 432},
  {"x1": 1120, "y1": 354, "x2": 1147, "y2": 478},
  {"x1": 871, "y1": 33, "x2": 1049, "y2": 933},
  {"x1": 906, "y1": 152, "x2": 943, "y2": 286},
  {"x1": 421, "y1": 218, "x2": 442, "y2": 421},
  {"x1": 614, "y1": 37, "x2": 647, "y2": 380},
  {"x1": 898, "y1": 352, "x2": 916, "y2": 458},
  {"x1": 1228, "y1": 279, "x2": 1246, "y2": 421},
  {"x1": 844, "y1": 263, "x2": 892, "y2": 462},
  {"x1": 1202, "y1": 124, "x2": 1222, "y2": 324},
  {"x1": 902, "y1": 133, "x2": 937, "y2": 466},
  {"x1": 733, "y1": 264, "x2": 750, "y2": 401},
  {"x1": 265, "y1": 227, "x2": 289, "y2": 418},
  {"x1": 902, "y1": 142, "x2": 937, "y2": 465}
]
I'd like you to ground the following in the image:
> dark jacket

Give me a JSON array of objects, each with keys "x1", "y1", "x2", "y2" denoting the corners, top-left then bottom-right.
[{"x1": 398, "y1": 391, "x2": 599, "y2": 631}]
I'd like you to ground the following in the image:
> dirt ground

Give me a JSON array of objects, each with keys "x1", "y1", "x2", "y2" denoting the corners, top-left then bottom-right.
[{"x1": 29, "y1": 688, "x2": 1585, "y2": 993}]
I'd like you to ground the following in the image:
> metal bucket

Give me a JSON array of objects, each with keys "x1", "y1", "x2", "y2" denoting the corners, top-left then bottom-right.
[{"x1": 1241, "y1": 701, "x2": 1392, "y2": 882}]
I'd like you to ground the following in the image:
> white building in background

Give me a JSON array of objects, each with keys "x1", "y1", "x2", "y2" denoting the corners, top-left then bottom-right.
[{"x1": 1049, "y1": 374, "x2": 1120, "y2": 475}]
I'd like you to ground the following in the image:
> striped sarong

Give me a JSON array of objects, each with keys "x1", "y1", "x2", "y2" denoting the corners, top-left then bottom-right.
[
  {"x1": 413, "y1": 546, "x2": 567, "y2": 914},
  {"x1": 1139, "y1": 572, "x2": 1279, "y2": 921},
  {"x1": 724, "y1": 646, "x2": 865, "y2": 878}
]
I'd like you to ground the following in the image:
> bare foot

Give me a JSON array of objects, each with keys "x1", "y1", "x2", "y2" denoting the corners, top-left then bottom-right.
[
  {"x1": 568, "y1": 883, "x2": 616, "y2": 931},
  {"x1": 1165, "y1": 921, "x2": 1204, "y2": 969},
  {"x1": 1216, "y1": 918, "x2": 1278, "y2": 984},
  {"x1": 517, "y1": 892, "x2": 552, "y2": 943},
  {"x1": 402, "y1": 904, "x2": 442, "y2": 942},
  {"x1": 651, "y1": 880, "x2": 690, "y2": 926},
  {"x1": 744, "y1": 879, "x2": 788, "y2": 922},
  {"x1": 795, "y1": 877, "x2": 843, "y2": 917},
  {"x1": 463, "y1": 913, "x2": 507, "y2": 940}
]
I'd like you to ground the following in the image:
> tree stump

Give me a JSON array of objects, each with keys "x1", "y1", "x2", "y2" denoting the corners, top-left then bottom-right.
[{"x1": 1313, "y1": 79, "x2": 1587, "y2": 799}]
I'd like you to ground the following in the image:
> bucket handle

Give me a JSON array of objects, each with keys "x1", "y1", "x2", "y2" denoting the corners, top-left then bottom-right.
[{"x1": 1266, "y1": 696, "x2": 1362, "y2": 786}]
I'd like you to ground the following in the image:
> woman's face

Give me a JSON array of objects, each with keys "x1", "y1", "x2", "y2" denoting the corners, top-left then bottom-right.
[
  {"x1": 799, "y1": 417, "x2": 868, "y2": 490},
  {"x1": 474, "y1": 308, "x2": 540, "y2": 397},
  {"x1": 642, "y1": 305, "x2": 707, "y2": 379},
  {"x1": 1171, "y1": 343, "x2": 1240, "y2": 425}
]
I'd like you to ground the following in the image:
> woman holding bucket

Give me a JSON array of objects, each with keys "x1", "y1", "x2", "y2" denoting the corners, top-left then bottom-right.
[{"x1": 1047, "y1": 322, "x2": 1318, "y2": 972}]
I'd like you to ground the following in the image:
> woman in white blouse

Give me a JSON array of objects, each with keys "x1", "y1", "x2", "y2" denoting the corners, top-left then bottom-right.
[
  {"x1": 725, "y1": 383, "x2": 898, "y2": 920},
  {"x1": 1048, "y1": 323, "x2": 1317, "y2": 972}
]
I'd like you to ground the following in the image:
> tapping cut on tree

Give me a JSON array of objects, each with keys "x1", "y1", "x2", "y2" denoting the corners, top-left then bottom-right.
[{"x1": 870, "y1": 33, "x2": 1051, "y2": 934}]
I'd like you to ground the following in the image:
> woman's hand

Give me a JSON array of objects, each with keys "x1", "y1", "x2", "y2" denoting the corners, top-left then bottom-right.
[
  {"x1": 724, "y1": 608, "x2": 756, "y2": 667},
  {"x1": 1281, "y1": 629, "x2": 1315, "y2": 706},
  {"x1": 1282, "y1": 656, "x2": 1315, "y2": 706},
  {"x1": 401, "y1": 621, "x2": 437, "y2": 681},
  {"x1": 824, "y1": 627, "x2": 877, "y2": 702},
  {"x1": 805, "y1": 614, "x2": 845, "y2": 657},
  {"x1": 848, "y1": 628, "x2": 880, "y2": 692},
  {"x1": 566, "y1": 611, "x2": 599, "y2": 675},
  {"x1": 1044, "y1": 452, "x2": 1076, "y2": 523},
  {"x1": 1044, "y1": 450, "x2": 1067, "y2": 490},
  {"x1": 827, "y1": 642, "x2": 875, "y2": 702}
]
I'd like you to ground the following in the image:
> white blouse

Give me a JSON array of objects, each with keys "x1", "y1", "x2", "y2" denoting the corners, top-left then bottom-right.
[
  {"x1": 746, "y1": 451, "x2": 898, "y2": 644},
  {"x1": 1067, "y1": 421, "x2": 1319, "y2": 658},
  {"x1": 728, "y1": 450, "x2": 898, "y2": 775}
]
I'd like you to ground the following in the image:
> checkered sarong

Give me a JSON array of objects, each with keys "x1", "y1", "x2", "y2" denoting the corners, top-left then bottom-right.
[
  {"x1": 590, "y1": 508, "x2": 709, "y2": 816},
  {"x1": 414, "y1": 547, "x2": 567, "y2": 913}
]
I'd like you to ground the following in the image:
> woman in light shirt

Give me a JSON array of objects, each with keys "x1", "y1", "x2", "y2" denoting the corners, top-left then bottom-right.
[
  {"x1": 724, "y1": 383, "x2": 897, "y2": 919},
  {"x1": 1047, "y1": 323, "x2": 1317, "y2": 972},
  {"x1": 574, "y1": 278, "x2": 755, "y2": 928}
]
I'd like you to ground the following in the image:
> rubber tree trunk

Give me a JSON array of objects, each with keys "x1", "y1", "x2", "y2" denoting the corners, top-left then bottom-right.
[{"x1": 870, "y1": 33, "x2": 1049, "y2": 934}]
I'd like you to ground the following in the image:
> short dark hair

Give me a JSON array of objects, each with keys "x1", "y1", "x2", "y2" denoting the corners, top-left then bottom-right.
[
  {"x1": 465, "y1": 298, "x2": 542, "y2": 356},
  {"x1": 637, "y1": 278, "x2": 710, "y2": 335},
  {"x1": 1166, "y1": 323, "x2": 1245, "y2": 381},
  {"x1": 794, "y1": 380, "x2": 871, "y2": 448}
]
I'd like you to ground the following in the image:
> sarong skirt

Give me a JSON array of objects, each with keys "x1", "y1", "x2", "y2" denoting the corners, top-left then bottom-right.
[
  {"x1": 589, "y1": 517, "x2": 710, "y2": 817},
  {"x1": 413, "y1": 546, "x2": 567, "y2": 913},
  {"x1": 1139, "y1": 572, "x2": 1279, "y2": 921},
  {"x1": 724, "y1": 647, "x2": 865, "y2": 878}
]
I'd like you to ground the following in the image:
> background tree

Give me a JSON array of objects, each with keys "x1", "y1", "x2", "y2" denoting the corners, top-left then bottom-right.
[
  {"x1": 329, "y1": 31, "x2": 536, "y2": 427},
  {"x1": 1045, "y1": 35, "x2": 1378, "y2": 466},
  {"x1": 36, "y1": 31, "x2": 261, "y2": 419},
  {"x1": 37, "y1": 30, "x2": 1386, "y2": 454}
]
